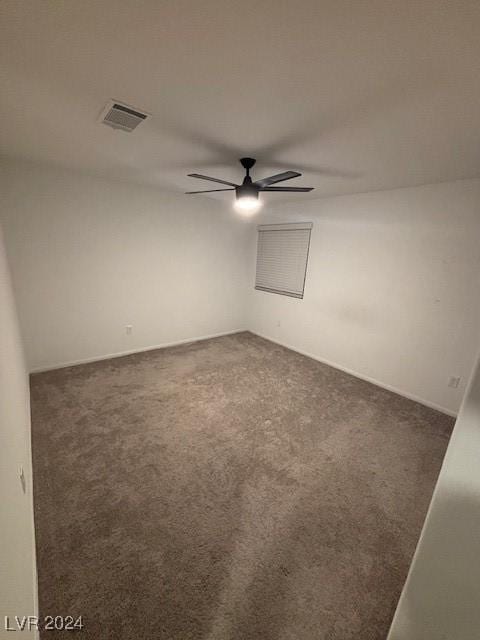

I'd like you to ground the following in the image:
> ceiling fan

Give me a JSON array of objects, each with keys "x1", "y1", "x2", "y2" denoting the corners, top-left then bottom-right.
[{"x1": 185, "y1": 157, "x2": 314, "y2": 213}]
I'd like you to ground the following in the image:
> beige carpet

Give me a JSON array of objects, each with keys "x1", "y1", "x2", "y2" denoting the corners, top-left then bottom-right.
[{"x1": 31, "y1": 332, "x2": 453, "y2": 639}]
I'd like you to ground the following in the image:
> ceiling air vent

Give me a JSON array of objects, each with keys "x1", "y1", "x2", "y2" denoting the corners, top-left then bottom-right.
[{"x1": 99, "y1": 100, "x2": 149, "y2": 132}]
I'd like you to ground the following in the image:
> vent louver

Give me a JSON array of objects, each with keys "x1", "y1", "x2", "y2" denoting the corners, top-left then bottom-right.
[{"x1": 100, "y1": 101, "x2": 149, "y2": 132}]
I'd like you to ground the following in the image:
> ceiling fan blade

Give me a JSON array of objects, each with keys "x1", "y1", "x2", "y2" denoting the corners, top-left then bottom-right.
[
  {"x1": 254, "y1": 171, "x2": 301, "y2": 188},
  {"x1": 188, "y1": 173, "x2": 238, "y2": 187},
  {"x1": 185, "y1": 188, "x2": 235, "y2": 194},
  {"x1": 260, "y1": 186, "x2": 314, "y2": 192},
  {"x1": 264, "y1": 162, "x2": 359, "y2": 178}
]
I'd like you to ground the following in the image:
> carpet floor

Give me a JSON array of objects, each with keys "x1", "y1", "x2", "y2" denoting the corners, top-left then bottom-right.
[{"x1": 31, "y1": 332, "x2": 453, "y2": 639}]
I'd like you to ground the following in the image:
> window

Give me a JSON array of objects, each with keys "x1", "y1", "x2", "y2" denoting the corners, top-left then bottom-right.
[{"x1": 255, "y1": 222, "x2": 312, "y2": 299}]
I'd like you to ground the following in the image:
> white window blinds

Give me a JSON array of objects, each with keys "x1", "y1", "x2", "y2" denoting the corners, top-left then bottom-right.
[{"x1": 255, "y1": 222, "x2": 312, "y2": 299}]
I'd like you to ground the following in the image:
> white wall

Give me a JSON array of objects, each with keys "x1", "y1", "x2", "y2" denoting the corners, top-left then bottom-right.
[
  {"x1": 2, "y1": 160, "x2": 479, "y2": 415},
  {"x1": 247, "y1": 179, "x2": 480, "y2": 415},
  {"x1": 0, "y1": 160, "x2": 250, "y2": 371},
  {"x1": 0, "y1": 223, "x2": 37, "y2": 637},
  {"x1": 2, "y1": 163, "x2": 480, "y2": 638},
  {"x1": 387, "y1": 349, "x2": 480, "y2": 639}
]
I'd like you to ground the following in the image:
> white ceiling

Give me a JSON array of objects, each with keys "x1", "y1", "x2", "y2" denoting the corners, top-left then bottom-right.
[{"x1": 1, "y1": 1, "x2": 480, "y2": 202}]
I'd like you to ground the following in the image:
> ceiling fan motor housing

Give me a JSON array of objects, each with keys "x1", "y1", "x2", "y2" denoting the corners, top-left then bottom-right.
[
  {"x1": 237, "y1": 158, "x2": 259, "y2": 199},
  {"x1": 236, "y1": 183, "x2": 259, "y2": 200}
]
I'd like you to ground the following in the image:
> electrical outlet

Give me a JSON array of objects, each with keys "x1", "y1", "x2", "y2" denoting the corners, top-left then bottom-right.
[
  {"x1": 126, "y1": 325, "x2": 133, "y2": 335},
  {"x1": 448, "y1": 376, "x2": 461, "y2": 389},
  {"x1": 276, "y1": 320, "x2": 281, "y2": 327}
]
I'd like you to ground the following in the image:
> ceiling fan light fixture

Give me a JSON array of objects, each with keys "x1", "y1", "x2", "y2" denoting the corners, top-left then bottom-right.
[
  {"x1": 234, "y1": 195, "x2": 262, "y2": 214},
  {"x1": 234, "y1": 182, "x2": 261, "y2": 214}
]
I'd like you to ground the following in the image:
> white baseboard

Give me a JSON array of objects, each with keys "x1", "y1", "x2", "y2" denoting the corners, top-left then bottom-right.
[
  {"x1": 249, "y1": 330, "x2": 457, "y2": 418},
  {"x1": 30, "y1": 327, "x2": 457, "y2": 418},
  {"x1": 29, "y1": 329, "x2": 246, "y2": 374}
]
